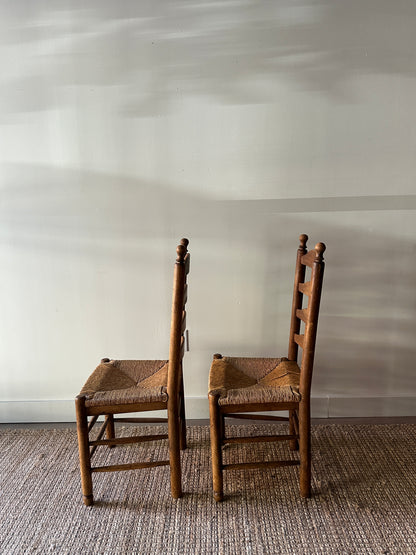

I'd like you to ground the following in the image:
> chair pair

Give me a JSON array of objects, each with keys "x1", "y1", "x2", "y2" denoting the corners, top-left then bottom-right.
[{"x1": 75, "y1": 234, "x2": 325, "y2": 505}]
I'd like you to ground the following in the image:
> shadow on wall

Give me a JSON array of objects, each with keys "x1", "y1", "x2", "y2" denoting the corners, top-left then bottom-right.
[
  {"x1": 1, "y1": 163, "x2": 416, "y2": 399},
  {"x1": 1, "y1": 0, "x2": 416, "y2": 401},
  {"x1": 314, "y1": 220, "x2": 416, "y2": 397},
  {"x1": 0, "y1": 163, "x2": 224, "y2": 258},
  {"x1": 202, "y1": 200, "x2": 416, "y2": 398},
  {"x1": 1, "y1": 0, "x2": 416, "y2": 117},
  {"x1": 259, "y1": 216, "x2": 416, "y2": 398}
]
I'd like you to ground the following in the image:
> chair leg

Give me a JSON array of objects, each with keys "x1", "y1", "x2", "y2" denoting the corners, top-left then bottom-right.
[
  {"x1": 299, "y1": 402, "x2": 311, "y2": 498},
  {"x1": 168, "y1": 404, "x2": 182, "y2": 499},
  {"x1": 209, "y1": 394, "x2": 224, "y2": 502},
  {"x1": 179, "y1": 376, "x2": 187, "y2": 451},
  {"x1": 75, "y1": 396, "x2": 94, "y2": 506},
  {"x1": 220, "y1": 414, "x2": 225, "y2": 444},
  {"x1": 289, "y1": 409, "x2": 299, "y2": 451},
  {"x1": 105, "y1": 414, "x2": 115, "y2": 448}
]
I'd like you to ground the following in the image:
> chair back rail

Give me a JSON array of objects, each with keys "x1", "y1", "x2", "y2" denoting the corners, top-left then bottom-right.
[
  {"x1": 167, "y1": 239, "x2": 190, "y2": 403},
  {"x1": 288, "y1": 234, "x2": 308, "y2": 361},
  {"x1": 288, "y1": 235, "x2": 325, "y2": 397}
]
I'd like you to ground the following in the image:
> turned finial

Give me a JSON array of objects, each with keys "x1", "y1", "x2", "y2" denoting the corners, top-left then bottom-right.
[
  {"x1": 213, "y1": 353, "x2": 223, "y2": 360},
  {"x1": 176, "y1": 243, "x2": 187, "y2": 263},
  {"x1": 180, "y1": 238, "x2": 189, "y2": 249},
  {"x1": 299, "y1": 234, "x2": 308, "y2": 252},
  {"x1": 315, "y1": 242, "x2": 326, "y2": 262}
]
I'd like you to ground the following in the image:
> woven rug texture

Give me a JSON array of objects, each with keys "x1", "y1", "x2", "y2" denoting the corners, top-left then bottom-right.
[{"x1": 0, "y1": 423, "x2": 415, "y2": 554}]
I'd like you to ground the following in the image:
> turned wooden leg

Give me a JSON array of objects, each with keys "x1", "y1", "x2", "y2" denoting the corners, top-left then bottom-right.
[
  {"x1": 168, "y1": 403, "x2": 182, "y2": 499},
  {"x1": 289, "y1": 409, "x2": 299, "y2": 451},
  {"x1": 209, "y1": 394, "x2": 224, "y2": 502},
  {"x1": 179, "y1": 375, "x2": 187, "y2": 451},
  {"x1": 105, "y1": 414, "x2": 115, "y2": 448},
  {"x1": 75, "y1": 396, "x2": 94, "y2": 506},
  {"x1": 299, "y1": 401, "x2": 311, "y2": 498},
  {"x1": 219, "y1": 414, "x2": 225, "y2": 444}
]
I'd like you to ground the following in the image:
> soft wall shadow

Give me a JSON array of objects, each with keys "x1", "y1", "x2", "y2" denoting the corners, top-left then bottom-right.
[{"x1": 1, "y1": 0, "x2": 416, "y2": 118}]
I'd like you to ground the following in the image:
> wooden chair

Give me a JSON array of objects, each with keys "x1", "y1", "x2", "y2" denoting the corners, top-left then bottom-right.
[
  {"x1": 75, "y1": 239, "x2": 190, "y2": 505},
  {"x1": 208, "y1": 234, "x2": 325, "y2": 501}
]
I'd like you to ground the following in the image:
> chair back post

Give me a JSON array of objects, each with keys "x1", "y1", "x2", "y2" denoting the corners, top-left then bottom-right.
[
  {"x1": 167, "y1": 239, "x2": 189, "y2": 407},
  {"x1": 288, "y1": 234, "x2": 308, "y2": 361},
  {"x1": 299, "y1": 242, "x2": 326, "y2": 398}
]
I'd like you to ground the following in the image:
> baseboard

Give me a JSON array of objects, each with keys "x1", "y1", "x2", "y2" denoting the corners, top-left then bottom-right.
[{"x1": 1, "y1": 396, "x2": 416, "y2": 423}]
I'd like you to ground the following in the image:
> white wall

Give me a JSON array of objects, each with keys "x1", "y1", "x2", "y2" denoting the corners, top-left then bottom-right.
[{"x1": 1, "y1": 1, "x2": 415, "y2": 421}]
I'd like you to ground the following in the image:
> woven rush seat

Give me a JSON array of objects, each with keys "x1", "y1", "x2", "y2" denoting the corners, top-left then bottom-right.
[
  {"x1": 208, "y1": 356, "x2": 301, "y2": 406},
  {"x1": 80, "y1": 359, "x2": 169, "y2": 407}
]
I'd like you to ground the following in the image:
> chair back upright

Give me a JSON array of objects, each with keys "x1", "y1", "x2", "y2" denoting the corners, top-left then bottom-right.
[
  {"x1": 288, "y1": 234, "x2": 326, "y2": 398},
  {"x1": 167, "y1": 238, "x2": 190, "y2": 404}
]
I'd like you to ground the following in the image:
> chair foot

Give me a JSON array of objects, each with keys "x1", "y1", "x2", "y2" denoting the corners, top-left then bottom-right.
[
  {"x1": 300, "y1": 462, "x2": 311, "y2": 498},
  {"x1": 83, "y1": 494, "x2": 94, "y2": 506},
  {"x1": 209, "y1": 394, "x2": 224, "y2": 504},
  {"x1": 170, "y1": 474, "x2": 183, "y2": 499},
  {"x1": 213, "y1": 491, "x2": 224, "y2": 502},
  {"x1": 168, "y1": 410, "x2": 183, "y2": 499},
  {"x1": 76, "y1": 396, "x2": 94, "y2": 507}
]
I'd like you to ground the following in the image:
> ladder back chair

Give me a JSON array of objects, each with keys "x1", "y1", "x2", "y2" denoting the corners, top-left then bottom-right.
[
  {"x1": 75, "y1": 238, "x2": 190, "y2": 505},
  {"x1": 208, "y1": 234, "x2": 325, "y2": 501}
]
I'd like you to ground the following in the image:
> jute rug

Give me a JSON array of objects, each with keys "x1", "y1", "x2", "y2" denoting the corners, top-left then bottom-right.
[{"x1": 0, "y1": 424, "x2": 415, "y2": 554}]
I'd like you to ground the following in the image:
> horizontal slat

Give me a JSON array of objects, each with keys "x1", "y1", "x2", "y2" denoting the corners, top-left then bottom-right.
[
  {"x1": 180, "y1": 336, "x2": 185, "y2": 359},
  {"x1": 181, "y1": 311, "x2": 187, "y2": 333},
  {"x1": 301, "y1": 250, "x2": 316, "y2": 268},
  {"x1": 225, "y1": 414, "x2": 289, "y2": 422},
  {"x1": 294, "y1": 334, "x2": 304, "y2": 348},
  {"x1": 86, "y1": 401, "x2": 167, "y2": 416},
  {"x1": 115, "y1": 417, "x2": 168, "y2": 423},
  {"x1": 296, "y1": 308, "x2": 309, "y2": 323},
  {"x1": 221, "y1": 401, "x2": 299, "y2": 414},
  {"x1": 90, "y1": 433, "x2": 168, "y2": 447},
  {"x1": 92, "y1": 460, "x2": 170, "y2": 473},
  {"x1": 224, "y1": 460, "x2": 300, "y2": 471},
  {"x1": 224, "y1": 434, "x2": 299, "y2": 445},
  {"x1": 298, "y1": 281, "x2": 312, "y2": 296},
  {"x1": 183, "y1": 284, "x2": 188, "y2": 305},
  {"x1": 185, "y1": 254, "x2": 190, "y2": 274}
]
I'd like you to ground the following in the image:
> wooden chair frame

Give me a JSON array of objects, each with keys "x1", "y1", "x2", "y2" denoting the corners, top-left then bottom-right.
[
  {"x1": 209, "y1": 234, "x2": 325, "y2": 501},
  {"x1": 75, "y1": 239, "x2": 190, "y2": 505}
]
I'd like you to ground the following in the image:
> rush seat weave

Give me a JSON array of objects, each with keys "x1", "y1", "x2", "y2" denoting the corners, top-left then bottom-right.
[
  {"x1": 208, "y1": 357, "x2": 301, "y2": 405},
  {"x1": 80, "y1": 359, "x2": 170, "y2": 407}
]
